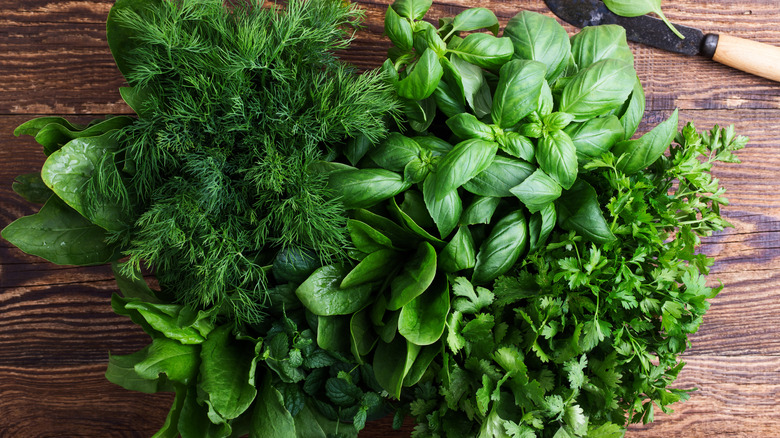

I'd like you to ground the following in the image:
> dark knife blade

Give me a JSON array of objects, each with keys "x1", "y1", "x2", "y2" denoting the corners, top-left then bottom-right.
[{"x1": 544, "y1": 0, "x2": 714, "y2": 57}]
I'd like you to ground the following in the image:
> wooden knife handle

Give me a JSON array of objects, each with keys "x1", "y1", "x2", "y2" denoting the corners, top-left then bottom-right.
[{"x1": 704, "y1": 33, "x2": 780, "y2": 83}]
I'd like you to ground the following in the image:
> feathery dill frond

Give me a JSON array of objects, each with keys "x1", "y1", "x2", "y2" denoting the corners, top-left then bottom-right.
[{"x1": 105, "y1": 0, "x2": 398, "y2": 325}]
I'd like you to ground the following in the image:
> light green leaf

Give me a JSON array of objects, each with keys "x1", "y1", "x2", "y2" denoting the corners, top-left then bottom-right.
[{"x1": 199, "y1": 325, "x2": 258, "y2": 420}]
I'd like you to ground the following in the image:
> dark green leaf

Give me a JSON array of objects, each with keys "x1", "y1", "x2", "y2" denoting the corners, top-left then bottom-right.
[
  {"x1": 433, "y1": 139, "x2": 498, "y2": 195},
  {"x1": 423, "y1": 175, "x2": 462, "y2": 238},
  {"x1": 1, "y1": 196, "x2": 120, "y2": 266},
  {"x1": 348, "y1": 219, "x2": 396, "y2": 253},
  {"x1": 341, "y1": 248, "x2": 400, "y2": 288},
  {"x1": 613, "y1": 109, "x2": 679, "y2": 174},
  {"x1": 329, "y1": 168, "x2": 410, "y2": 209},
  {"x1": 399, "y1": 276, "x2": 450, "y2": 345},
  {"x1": 472, "y1": 210, "x2": 528, "y2": 284},
  {"x1": 446, "y1": 113, "x2": 495, "y2": 142},
  {"x1": 564, "y1": 115, "x2": 624, "y2": 164},
  {"x1": 450, "y1": 54, "x2": 492, "y2": 117},
  {"x1": 106, "y1": 346, "x2": 170, "y2": 394},
  {"x1": 461, "y1": 196, "x2": 500, "y2": 225},
  {"x1": 296, "y1": 265, "x2": 375, "y2": 316},
  {"x1": 385, "y1": 5, "x2": 414, "y2": 51},
  {"x1": 450, "y1": 33, "x2": 514, "y2": 70},
  {"x1": 392, "y1": 0, "x2": 433, "y2": 20},
  {"x1": 491, "y1": 59, "x2": 547, "y2": 128},
  {"x1": 317, "y1": 315, "x2": 351, "y2": 353},
  {"x1": 528, "y1": 203, "x2": 557, "y2": 253},
  {"x1": 556, "y1": 179, "x2": 616, "y2": 243},
  {"x1": 134, "y1": 337, "x2": 199, "y2": 385},
  {"x1": 504, "y1": 11, "x2": 572, "y2": 82},
  {"x1": 510, "y1": 168, "x2": 562, "y2": 213},
  {"x1": 439, "y1": 226, "x2": 477, "y2": 272},
  {"x1": 397, "y1": 48, "x2": 444, "y2": 101},
  {"x1": 452, "y1": 8, "x2": 499, "y2": 35},
  {"x1": 250, "y1": 373, "x2": 296, "y2": 438},
  {"x1": 537, "y1": 130, "x2": 578, "y2": 190},
  {"x1": 199, "y1": 325, "x2": 258, "y2": 420},
  {"x1": 12, "y1": 173, "x2": 52, "y2": 204},
  {"x1": 559, "y1": 59, "x2": 636, "y2": 121},
  {"x1": 373, "y1": 336, "x2": 420, "y2": 399},
  {"x1": 350, "y1": 307, "x2": 377, "y2": 362},
  {"x1": 388, "y1": 241, "x2": 438, "y2": 310},
  {"x1": 499, "y1": 132, "x2": 535, "y2": 162},
  {"x1": 462, "y1": 155, "x2": 536, "y2": 197},
  {"x1": 618, "y1": 76, "x2": 646, "y2": 140},
  {"x1": 570, "y1": 25, "x2": 634, "y2": 69}
]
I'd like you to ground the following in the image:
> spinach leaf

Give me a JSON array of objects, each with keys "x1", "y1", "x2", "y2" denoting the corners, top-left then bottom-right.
[
  {"x1": 373, "y1": 336, "x2": 420, "y2": 399},
  {"x1": 1, "y1": 195, "x2": 120, "y2": 266},
  {"x1": 296, "y1": 265, "x2": 375, "y2": 316},
  {"x1": 399, "y1": 276, "x2": 450, "y2": 345},
  {"x1": 341, "y1": 249, "x2": 400, "y2": 288},
  {"x1": 388, "y1": 241, "x2": 438, "y2": 310},
  {"x1": 250, "y1": 373, "x2": 296, "y2": 438},
  {"x1": 12, "y1": 173, "x2": 52, "y2": 204},
  {"x1": 134, "y1": 337, "x2": 200, "y2": 385}
]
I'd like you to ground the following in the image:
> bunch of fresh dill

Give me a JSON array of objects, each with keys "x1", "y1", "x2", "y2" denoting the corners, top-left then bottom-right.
[{"x1": 94, "y1": 0, "x2": 397, "y2": 324}]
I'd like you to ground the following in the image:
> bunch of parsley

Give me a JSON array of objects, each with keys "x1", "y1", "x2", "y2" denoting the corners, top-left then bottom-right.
[{"x1": 402, "y1": 124, "x2": 745, "y2": 437}]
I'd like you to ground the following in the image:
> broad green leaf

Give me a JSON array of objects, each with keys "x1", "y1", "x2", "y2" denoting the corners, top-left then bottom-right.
[
  {"x1": 618, "y1": 76, "x2": 646, "y2": 140},
  {"x1": 178, "y1": 385, "x2": 233, "y2": 438},
  {"x1": 450, "y1": 55, "x2": 492, "y2": 117},
  {"x1": 404, "y1": 95, "x2": 438, "y2": 132},
  {"x1": 452, "y1": 8, "x2": 499, "y2": 35},
  {"x1": 296, "y1": 265, "x2": 374, "y2": 316},
  {"x1": 423, "y1": 175, "x2": 462, "y2": 238},
  {"x1": 397, "y1": 48, "x2": 444, "y2": 101},
  {"x1": 450, "y1": 33, "x2": 514, "y2": 70},
  {"x1": 345, "y1": 133, "x2": 372, "y2": 166},
  {"x1": 199, "y1": 325, "x2": 258, "y2": 420},
  {"x1": 392, "y1": 0, "x2": 432, "y2": 20},
  {"x1": 403, "y1": 344, "x2": 441, "y2": 387},
  {"x1": 439, "y1": 226, "x2": 476, "y2": 272},
  {"x1": 570, "y1": 25, "x2": 634, "y2": 69},
  {"x1": 559, "y1": 59, "x2": 636, "y2": 121},
  {"x1": 112, "y1": 262, "x2": 162, "y2": 302},
  {"x1": 491, "y1": 60, "x2": 547, "y2": 128},
  {"x1": 106, "y1": 346, "x2": 170, "y2": 394},
  {"x1": 373, "y1": 336, "x2": 420, "y2": 399},
  {"x1": 446, "y1": 113, "x2": 495, "y2": 142},
  {"x1": 151, "y1": 385, "x2": 185, "y2": 438},
  {"x1": 400, "y1": 189, "x2": 435, "y2": 229},
  {"x1": 41, "y1": 131, "x2": 128, "y2": 231},
  {"x1": 603, "y1": 0, "x2": 684, "y2": 38},
  {"x1": 134, "y1": 337, "x2": 199, "y2": 384},
  {"x1": 12, "y1": 173, "x2": 52, "y2": 204},
  {"x1": 434, "y1": 80, "x2": 467, "y2": 118},
  {"x1": 564, "y1": 115, "x2": 625, "y2": 165},
  {"x1": 389, "y1": 197, "x2": 446, "y2": 246},
  {"x1": 388, "y1": 242, "x2": 438, "y2": 310},
  {"x1": 317, "y1": 315, "x2": 351, "y2": 353},
  {"x1": 124, "y1": 300, "x2": 210, "y2": 344},
  {"x1": 499, "y1": 132, "x2": 535, "y2": 162},
  {"x1": 14, "y1": 117, "x2": 85, "y2": 137},
  {"x1": 537, "y1": 130, "x2": 578, "y2": 190},
  {"x1": 350, "y1": 307, "x2": 377, "y2": 362},
  {"x1": 348, "y1": 219, "x2": 396, "y2": 253},
  {"x1": 433, "y1": 139, "x2": 498, "y2": 196},
  {"x1": 385, "y1": 5, "x2": 414, "y2": 51},
  {"x1": 414, "y1": 21, "x2": 447, "y2": 56},
  {"x1": 556, "y1": 180, "x2": 616, "y2": 244},
  {"x1": 612, "y1": 109, "x2": 679, "y2": 174},
  {"x1": 329, "y1": 168, "x2": 410, "y2": 209},
  {"x1": 33, "y1": 116, "x2": 133, "y2": 156},
  {"x1": 462, "y1": 154, "x2": 536, "y2": 197},
  {"x1": 528, "y1": 203, "x2": 557, "y2": 253},
  {"x1": 510, "y1": 168, "x2": 562, "y2": 213},
  {"x1": 472, "y1": 210, "x2": 528, "y2": 284},
  {"x1": 352, "y1": 209, "x2": 417, "y2": 249},
  {"x1": 341, "y1": 249, "x2": 400, "y2": 288},
  {"x1": 505, "y1": 11, "x2": 572, "y2": 81},
  {"x1": 399, "y1": 276, "x2": 450, "y2": 345},
  {"x1": 250, "y1": 373, "x2": 296, "y2": 438},
  {"x1": 1, "y1": 195, "x2": 120, "y2": 266},
  {"x1": 439, "y1": 57, "x2": 467, "y2": 108},
  {"x1": 461, "y1": 196, "x2": 500, "y2": 225}
]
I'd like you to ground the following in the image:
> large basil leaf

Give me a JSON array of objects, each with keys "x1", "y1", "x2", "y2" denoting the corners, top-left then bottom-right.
[
  {"x1": 399, "y1": 276, "x2": 450, "y2": 345},
  {"x1": 462, "y1": 155, "x2": 535, "y2": 197},
  {"x1": 559, "y1": 59, "x2": 636, "y2": 121},
  {"x1": 423, "y1": 175, "x2": 462, "y2": 238},
  {"x1": 449, "y1": 33, "x2": 514, "y2": 70},
  {"x1": 433, "y1": 139, "x2": 498, "y2": 196},
  {"x1": 295, "y1": 265, "x2": 374, "y2": 316},
  {"x1": 612, "y1": 109, "x2": 679, "y2": 174},
  {"x1": 536, "y1": 130, "x2": 578, "y2": 190},
  {"x1": 491, "y1": 60, "x2": 547, "y2": 129},
  {"x1": 499, "y1": 132, "x2": 535, "y2": 162},
  {"x1": 510, "y1": 168, "x2": 562, "y2": 213},
  {"x1": 414, "y1": 135, "x2": 453, "y2": 156},
  {"x1": 1, "y1": 196, "x2": 120, "y2": 266},
  {"x1": 440, "y1": 57, "x2": 466, "y2": 107},
  {"x1": 564, "y1": 115, "x2": 625, "y2": 165},
  {"x1": 450, "y1": 55, "x2": 492, "y2": 117},
  {"x1": 369, "y1": 133, "x2": 422, "y2": 172},
  {"x1": 529, "y1": 203, "x2": 557, "y2": 253},
  {"x1": 451, "y1": 8, "x2": 499, "y2": 35},
  {"x1": 397, "y1": 48, "x2": 444, "y2": 101},
  {"x1": 618, "y1": 76, "x2": 647, "y2": 140},
  {"x1": 461, "y1": 196, "x2": 500, "y2": 225},
  {"x1": 556, "y1": 180, "x2": 616, "y2": 244},
  {"x1": 434, "y1": 80, "x2": 467, "y2": 118},
  {"x1": 446, "y1": 113, "x2": 495, "y2": 142},
  {"x1": 373, "y1": 336, "x2": 420, "y2": 399},
  {"x1": 329, "y1": 168, "x2": 410, "y2": 209},
  {"x1": 392, "y1": 0, "x2": 433, "y2": 20},
  {"x1": 439, "y1": 226, "x2": 477, "y2": 272},
  {"x1": 388, "y1": 241, "x2": 438, "y2": 310},
  {"x1": 41, "y1": 131, "x2": 127, "y2": 231},
  {"x1": 504, "y1": 11, "x2": 572, "y2": 82},
  {"x1": 199, "y1": 325, "x2": 259, "y2": 420},
  {"x1": 385, "y1": 5, "x2": 414, "y2": 51},
  {"x1": 570, "y1": 25, "x2": 634, "y2": 69},
  {"x1": 472, "y1": 210, "x2": 528, "y2": 284}
]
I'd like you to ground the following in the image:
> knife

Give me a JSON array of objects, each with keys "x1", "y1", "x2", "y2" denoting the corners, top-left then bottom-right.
[{"x1": 544, "y1": 0, "x2": 780, "y2": 83}]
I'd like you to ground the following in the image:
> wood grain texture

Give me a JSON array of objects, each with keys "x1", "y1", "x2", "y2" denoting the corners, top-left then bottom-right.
[{"x1": 1, "y1": 0, "x2": 780, "y2": 437}]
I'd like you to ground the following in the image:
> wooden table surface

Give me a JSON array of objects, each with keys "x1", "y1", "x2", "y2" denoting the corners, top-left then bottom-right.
[{"x1": 2, "y1": 0, "x2": 780, "y2": 436}]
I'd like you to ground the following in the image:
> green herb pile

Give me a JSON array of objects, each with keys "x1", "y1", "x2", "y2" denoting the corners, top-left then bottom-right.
[{"x1": 2, "y1": 0, "x2": 746, "y2": 436}]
